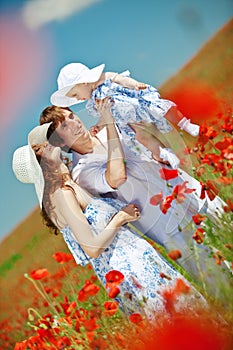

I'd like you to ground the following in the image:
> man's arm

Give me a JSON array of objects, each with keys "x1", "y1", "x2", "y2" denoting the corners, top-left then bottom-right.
[{"x1": 95, "y1": 98, "x2": 127, "y2": 189}]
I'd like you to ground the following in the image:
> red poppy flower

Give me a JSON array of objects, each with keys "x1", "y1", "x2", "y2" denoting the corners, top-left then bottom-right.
[
  {"x1": 56, "y1": 336, "x2": 72, "y2": 349},
  {"x1": 192, "y1": 228, "x2": 205, "y2": 244},
  {"x1": 129, "y1": 313, "x2": 143, "y2": 324},
  {"x1": 160, "y1": 195, "x2": 173, "y2": 214},
  {"x1": 78, "y1": 280, "x2": 100, "y2": 302},
  {"x1": 199, "y1": 124, "x2": 217, "y2": 140},
  {"x1": 52, "y1": 252, "x2": 74, "y2": 264},
  {"x1": 108, "y1": 286, "x2": 121, "y2": 299},
  {"x1": 82, "y1": 317, "x2": 99, "y2": 332},
  {"x1": 89, "y1": 337, "x2": 109, "y2": 349},
  {"x1": 60, "y1": 300, "x2": 77, "y2": 316},
  {"x1": 105, "y1": 270, "x2": 124, "y2": 287},
  {"x1": 192, "y1": 213, "x2": 206, "y2": 225},
  {"x1": 103, "y1": 301, "x2": 119, "y2": 316},
  {"x1": 212, "y1": 251, "x2": 225, "y2": 266},
  {"x1": 200, "y1": 180, "x2": 219, "y2": 201},
  {"x1": 30, "y1": 268, "x2": 49, "y2": 280},
  {"x1": 174, "y1": 278, "x2": 190, "y2": 295},
  {"x1": 150, "y1": 191, "x2": 163, "y2": 206},
  {"x1": 168, "y1": 250, "x2": 182, "y2": 261},
  {"x1": 159, "y1": 168, "x2": 179, "y2": 180},
  {"x1": 172, "y1": 181, "x2": 196, "y2": 204},
  {"x1": 215, "y1": 137, "x2": 232, "y2": 151},
  {"x1": 150, "y1": 192, "x2": 174, "y2": 214},
  {"x1": 223, "y1": 199, "x2": 233, "y2": 213},
  {"x1": 221, "y1": 116, "x2": 233, "y2": 133}
]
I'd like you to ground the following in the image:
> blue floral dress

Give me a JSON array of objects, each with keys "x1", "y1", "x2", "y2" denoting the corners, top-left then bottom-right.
[
  {"x1": 86, "y1": 72, "x2": 175, "y2": 156},
  {"x1": 61, "y1": 197, "x2": 205, "y2": 319}
]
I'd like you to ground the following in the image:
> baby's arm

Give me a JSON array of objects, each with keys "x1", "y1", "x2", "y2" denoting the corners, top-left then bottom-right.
[{"x1": 105, "y1": 72, "x2": 147, "y2": 90}]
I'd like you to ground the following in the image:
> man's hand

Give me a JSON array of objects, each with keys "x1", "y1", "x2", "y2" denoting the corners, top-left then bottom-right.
[{"x1": 94, "y1": 97, "x2": 115, "y2": 127}]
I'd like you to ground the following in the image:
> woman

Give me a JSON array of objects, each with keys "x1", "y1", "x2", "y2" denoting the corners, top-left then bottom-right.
[{"x1": 12, "y1": 123, "x2": 207, "y2": 320}]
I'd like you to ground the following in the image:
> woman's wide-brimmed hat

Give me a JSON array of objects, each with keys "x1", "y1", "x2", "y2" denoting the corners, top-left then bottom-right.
[
  {"x1": 50, "y1": 62, "x2": 105, "y2": 107},
  {"x1": 12, "y1": 123, "x2": 52, "y2": 208}
]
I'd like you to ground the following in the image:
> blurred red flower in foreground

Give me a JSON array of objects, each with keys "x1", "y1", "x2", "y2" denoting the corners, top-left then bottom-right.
[
  {"x1": 128, "y1": 314, "x2": 230, "y2": 350},
  {"x1": 161, "y1": 278, "x2": 190, "y2": 313},
  {"x1": 30, "y1": 268, "x2": 49, "y2": 280}
]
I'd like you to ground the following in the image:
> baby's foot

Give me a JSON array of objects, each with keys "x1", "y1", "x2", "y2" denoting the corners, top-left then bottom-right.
[
  {"x1": 159, "y1": 147, "x2": 180, "y2": 169},
  {"x1": 178, "y1": 117, "x2": 200, "y2": 137}
]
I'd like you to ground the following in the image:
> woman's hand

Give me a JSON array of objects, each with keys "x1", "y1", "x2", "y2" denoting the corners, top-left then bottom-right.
[{"x1": 117, "y1": 204, "x2": 141, "y2": 225}]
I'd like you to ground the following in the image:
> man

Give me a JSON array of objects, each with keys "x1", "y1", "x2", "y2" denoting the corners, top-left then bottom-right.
[{"x1": 40, "y1": 99, "x2": 231, "y2": 300}]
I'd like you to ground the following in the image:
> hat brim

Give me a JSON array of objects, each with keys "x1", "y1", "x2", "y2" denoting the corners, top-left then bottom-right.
[
  {"x1": 28, "y1": 122, "x2": 52, "y2": 147},
  {"x1": 50, "y1": 63, "x2": 105, "y2": 107},
  {"x1": 28, "y1": 123, "x2": 53, "y2": 208},
  {"x1": 13, "y1": 123, "x2": 53, "y2": 208}
]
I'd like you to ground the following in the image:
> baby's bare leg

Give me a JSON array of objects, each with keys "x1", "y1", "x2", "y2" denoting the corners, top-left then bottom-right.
[
  {"x1": 165, "y1": 106, "x2": 200, "y2": 137},
  {"x1": 132, "y1": 121, "x2": 186, "y2": 157},
  {"x1": 129, "y1": 122, "x2": 168, "y2": 163},
  {"x1": 164, "y1": 106, "x2": 184, "y2": 124},
  {"x1": 129, "y1": 122, "x2": 181, "y2": 168}
]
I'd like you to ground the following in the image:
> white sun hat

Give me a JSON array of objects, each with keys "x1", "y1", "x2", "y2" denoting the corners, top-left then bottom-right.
[
  {"x1": 50, "y1": 62, "x2": 105, "y2": 107},
  {"x1": 12, "y1": 123, "x2": 52, "y2": 208}
]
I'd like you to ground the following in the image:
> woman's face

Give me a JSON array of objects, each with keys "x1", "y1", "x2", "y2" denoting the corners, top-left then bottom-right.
[
  {"x1": 66, "y1": 83, "x2": 93, "y2": 101},
  {"x1": 34, "y1": 142, "x2": 62, "y2": 166}
]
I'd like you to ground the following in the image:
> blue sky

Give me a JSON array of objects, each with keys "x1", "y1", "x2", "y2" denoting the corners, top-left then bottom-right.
[{"x1": 0, "y1": 0, "x2": 232, "y2": 241}]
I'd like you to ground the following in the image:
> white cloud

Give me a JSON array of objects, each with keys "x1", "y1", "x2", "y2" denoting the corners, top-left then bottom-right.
[{"x1": 22, "y1": 0, "x2": 101, "y2": 29}]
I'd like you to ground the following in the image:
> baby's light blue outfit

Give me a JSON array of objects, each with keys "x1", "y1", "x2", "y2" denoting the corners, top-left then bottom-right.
[{"x1": 86, "y1": 72, "x2": 175, "y2": 156}]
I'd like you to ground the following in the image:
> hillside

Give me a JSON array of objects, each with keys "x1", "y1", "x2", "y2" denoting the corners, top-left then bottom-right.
[
  {"x1": 160, "y1": 18, "x2": 233, "y2": 122},
  {"x1": 0, "y1": 17, "x2": 232, "y2": 346}
]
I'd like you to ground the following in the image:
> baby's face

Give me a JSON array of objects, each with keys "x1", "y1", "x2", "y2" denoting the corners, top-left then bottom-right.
[{"x1": 66, "y1": 83, "x2": 93, "y2": 102}]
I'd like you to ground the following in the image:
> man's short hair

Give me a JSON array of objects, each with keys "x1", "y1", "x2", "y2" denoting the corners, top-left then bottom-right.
[{"x1": 40, "y1": 106, "x2": 71, "y2": 152}]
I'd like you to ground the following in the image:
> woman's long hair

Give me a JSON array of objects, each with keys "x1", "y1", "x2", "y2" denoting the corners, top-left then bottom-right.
[{"x1": 32, "y1": 144, "x2": 71, "y2": 235}]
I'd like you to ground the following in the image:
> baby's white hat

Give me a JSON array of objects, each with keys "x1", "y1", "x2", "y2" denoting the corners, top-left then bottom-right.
[{"x1": 50, "y1": 63, "x2": 105, "y2": 107}]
